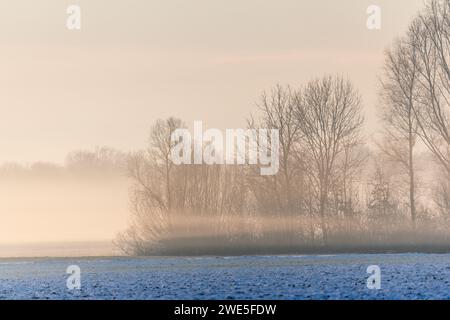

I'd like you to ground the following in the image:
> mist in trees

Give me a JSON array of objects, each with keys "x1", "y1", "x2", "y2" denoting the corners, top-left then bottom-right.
[{"x1": 117, "y1": 55, "x2": 450, "y2": 255}]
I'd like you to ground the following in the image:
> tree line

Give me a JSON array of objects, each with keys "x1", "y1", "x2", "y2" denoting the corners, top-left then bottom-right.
[{"x1": 113, "y1": 0, "x2": 450, "y2": 255}]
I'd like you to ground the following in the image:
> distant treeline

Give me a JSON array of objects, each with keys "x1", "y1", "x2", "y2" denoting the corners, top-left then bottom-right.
[{"x1": 0, "y1": 147, "x2": 128, "y2": 178}]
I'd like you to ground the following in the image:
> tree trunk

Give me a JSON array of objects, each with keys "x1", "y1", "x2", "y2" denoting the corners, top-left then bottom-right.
[{"x1": 408, "y1": 123, "x2": 416, "y2": 231}]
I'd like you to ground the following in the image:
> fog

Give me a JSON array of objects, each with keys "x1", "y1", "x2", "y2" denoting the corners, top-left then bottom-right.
[
  {"x1": 0, "y1": 175, "x2": 128, "y2": 244},
  {"x1": 117, "y1": 214, "x2": 450, "y2": 256},
  {"x1": 0, "y1": 149, "x2": 129, "y2": 256}
]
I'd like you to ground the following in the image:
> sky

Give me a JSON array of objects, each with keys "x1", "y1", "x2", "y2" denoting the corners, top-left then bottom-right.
[{"x1": 0, "y1": 0, "x2": 425, "y2": 164}]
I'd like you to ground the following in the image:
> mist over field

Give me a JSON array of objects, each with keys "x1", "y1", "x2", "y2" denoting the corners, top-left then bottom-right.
[{"x1": 0, "y1": 149, "x2": 129, "y2": 255}]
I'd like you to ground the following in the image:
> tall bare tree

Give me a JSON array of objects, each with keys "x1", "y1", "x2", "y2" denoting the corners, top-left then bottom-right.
[
  {"x1": 380, "y1": 36, "x2": 420, "y2": 229},
  {"x1": 247, "y1": 84, "x2": 307, "y2": 243},
  {"x1": 294, "y1": 75, "x2": 364, "y2": 243},
  {"x1": 408, "y1": 0, "x2": 450, "y2": 173},
  {"x1": 117, "y1": 118, "x2": 184, "y2": 254}
]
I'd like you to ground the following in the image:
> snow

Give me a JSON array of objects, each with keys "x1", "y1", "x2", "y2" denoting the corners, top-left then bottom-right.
[{"x1": 0, "y1": 254, "x2": 449, "y2": 299}]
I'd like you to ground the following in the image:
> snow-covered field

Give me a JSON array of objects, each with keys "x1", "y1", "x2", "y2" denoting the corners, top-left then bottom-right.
[{"x1": 0, "y1": 254, "x2": 449, "y2": 300}]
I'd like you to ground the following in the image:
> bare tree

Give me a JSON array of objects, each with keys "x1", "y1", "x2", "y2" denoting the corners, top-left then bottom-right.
[
  {"x1": 247, "y1": 84, "x2": 306, "y2": 242},
  {"x1": 408, "y1": 0, "x2": 450, "y2": 173},
  {"x1": 379, "y1": 36, "x2": 420, "y2": 229},
  {"x1": 294, "y1": 75, "x2": 364, "y2": 243},
  {"x1": 250, "y1": 84, "x2": 302, "y2": 211},
  {"x1": 119, "y1": 118, "x2": 184, "y2": 254},
  {"x1": 148, "y1": 117, "x2": 185, "y2": 213}
]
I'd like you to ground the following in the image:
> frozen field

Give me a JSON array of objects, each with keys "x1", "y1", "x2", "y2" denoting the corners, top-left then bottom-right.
[{"x1": 0, "y1": 254, "x2": 450, "y2": 300}]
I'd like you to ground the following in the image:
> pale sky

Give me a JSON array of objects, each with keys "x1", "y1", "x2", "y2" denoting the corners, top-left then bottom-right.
[{"x1": 0, "y1": 0, "x2": 425, "y2": 164}]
